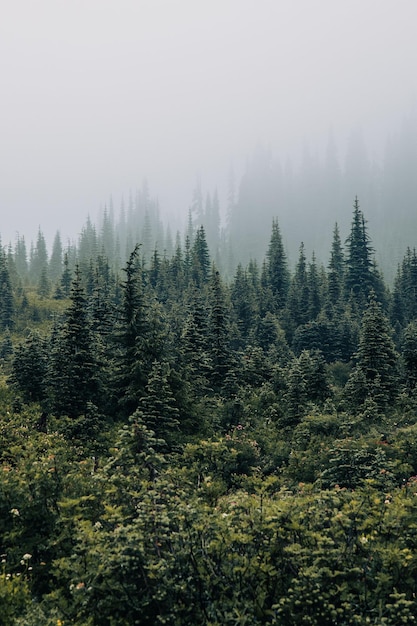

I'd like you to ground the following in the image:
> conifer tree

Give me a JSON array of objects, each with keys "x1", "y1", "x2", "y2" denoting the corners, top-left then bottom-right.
[
  {"x1": 286, "y1": 242, "x2": 310, "y2": 329},
  {"x1": 327, "y1": 223, "x2": 344, "y2": 307},
  {"x1": 11, "y1": 332, "x2": 47, "y2": 403},
  {"x1": 37, "y1": 266, "x2": 50, "y2": 298},
  {"x1": 112, "y1": 245, "x2": 150, "y2": 417},
  {"x1": 0, "y1": 249, "x2": 14, "y2": 330},
  {"x1": 14, "y1": 235, "x2": 28, "y2": 280},
  {"x1": 49, "y1": 231, "x2": 63, "y2": 283},
  {"x1": 181, "y1": 288, "x2": 212, "y2": 390},
  {"x1": 29, "y1": 228, "x2": 48, "y2": 284},
  {"x1": 345, "y1": 291, "x2": 399, "y2": 410},
  {"x1": 208, "y1": 268, "x2": 231, "y2": 391},
  {"x1": 266, "y1": 218, "x2": 289, "y2": 310},
  {"x1": 57, "y1": 252, "x2": 72, "y2": 299},
  {"x1": 230, "y1": 264, "x2": 258, "y2": 341},
  {"x1": 344, "y1": 197, "x2": 384, "y2": 308},
  {"x1": 191, "y1": 226, "x2": 210, "y2": 287},
  {"x1": 47, "y1": 266, "x2": 100, "y2": 417},
  {"x1": 307, "y1": 252, "x2": 323, "y2": 320},
  {"x1": 402, "y1": 320, "x2": 417, "y2": 392},
  {"x1": 135, "y1": 360, "x2": 180, "y2": 449}
]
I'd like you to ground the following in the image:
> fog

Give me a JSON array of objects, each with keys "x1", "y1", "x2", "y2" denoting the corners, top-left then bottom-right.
[{"x1": 1, "y1": 0, "x2": 416, "y2": 251}]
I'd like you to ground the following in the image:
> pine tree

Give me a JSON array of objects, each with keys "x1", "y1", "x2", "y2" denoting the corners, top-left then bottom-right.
[
  {"x1": 265, "y1": 218, "x2": 289, "y2": 310},
  {"x1": 112, "y1": 245, "x2": 150, "y2": 417},
  {"x1": 344, "y1": 197, "x2": 383, "y2": 308},
  {"x1": 47, "y1": 266, "x2": 100, "y2": 418},
  {"x1": 181, "y1": 288, "x2": 212, "y2": 390},
  {"x1": 30, "y1": 228, "x2": 48, "y2": 284},
  {"x1": 286, "y1": 242, "x2": 310, "y2": 329},
  {"x1": 37, "y1": 266, "x2": 50, "y2": 298},
  {"x1": 49, "y1": 231, "x2": 63, "y2": 283},
  {"x1": 402, "y1": 321, "x2": 417, "y2": 392},
  {"x1": 230, "y1": 264, "x2": 258, "y2": 341},
  {"x1": 191, "y1": 226, "x2": 211, "y2": 287},
  {"x1": 10, "y1": 332, "x2": 47, "y2": 403},
  {"x1": 208, "y1": 268, "x2": 231, "y2": 391},
  {"x1": 135, "y1": 360, "x2": 180, "y2": 449},
  {"x1": 345, "y1": 291, "x2": 399, "y2": 410},
  {"x1": 57, "y1": 252, "x2": 72, "y2": 299},
  {"x1": 327, "y1": 223, "x2": 344, "y2": 307},
  {"x1": 78, "y1": 216, "x2": 98, "y2": 265},
  {"x1": 0, "y1": 249, "x2": 14, "y2": 330},
  {"x1": 14, "y1": 235, "x2": 28, "y2": 281},
  {"x1": 307, "y1": 252, "x2": 323, "y2": 320}
]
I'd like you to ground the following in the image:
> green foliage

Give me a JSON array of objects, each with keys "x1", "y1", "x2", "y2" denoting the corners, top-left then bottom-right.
[{"x1": 5, "y1": 199, "x2": 417, "y2": 623}]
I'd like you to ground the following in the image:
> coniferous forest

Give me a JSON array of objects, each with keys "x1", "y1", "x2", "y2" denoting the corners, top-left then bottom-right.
[{"x1": 3, "y1": 196, "x2": 417, "y2": 624}]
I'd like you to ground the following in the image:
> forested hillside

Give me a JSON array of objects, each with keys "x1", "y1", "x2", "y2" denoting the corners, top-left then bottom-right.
[{"x1": 2, "y1": 198, "x2": 417, "y2": 624}]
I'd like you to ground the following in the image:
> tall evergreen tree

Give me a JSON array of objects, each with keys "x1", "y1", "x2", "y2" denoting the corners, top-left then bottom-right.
[
  {"x1": 57, "y1": 252, "x2": 72, "y2": 299},
  {"x1": 191, "y1": 226, "x2": 211, "y2": 287},
  {"x1": 112, "y1": 245, "x2": 150, "y2": 418},
  {"x1": 345, "y1": 291, "x2": 399, "y2": 410},
  {"x1": 401, "y1": 320, "x2": 417, "y2": 392},
  {"x1": 286, "y1": 242, "x2": 310, "y2": 329},
  {"x1": 208, "y1": 268, "x2": 231, "y2": 391},
  {"x1": 344, "y1": 197, "x2": 383, "y2": 308},
  {"x1": 135, "y1": 360, "x2": 180, "y2": 450},
  {"x1": 10, "y1": 332, "x2": 48, "y2": 403},
  {"x1": 49, "y1": 231, "x2": 63, "y2": 283},
  {"x1": 29, "y1": 228, "x2": 48, "y2": 284},
  {"x1": 265, "y1": 218, "x2": 290, "y2": 311},
  {"x1": 47, "y1": 266, "x2": 100, "y2": 417},
  {"x1": 0, "y1": 249, "x2": 14, "y2": 330},
  {"x1": 14, "y1": 235, "x2": 28, "y2": 280},
  {"x1": 327, "y1": 223, "x2": 344, "y2": 307}
]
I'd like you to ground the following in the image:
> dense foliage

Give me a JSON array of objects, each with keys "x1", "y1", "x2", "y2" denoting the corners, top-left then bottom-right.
[{"x1": 2, "y1": 199, "x2": 417, "y2": 623}]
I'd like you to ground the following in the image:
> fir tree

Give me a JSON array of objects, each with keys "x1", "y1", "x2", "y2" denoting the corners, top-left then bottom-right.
[
  {"x1": 344, "y1": 197, "x2": 384, "y2": 308},
  {"x1": 327, "y1": 223, "x2": 344, "y2": 308},
  {"x1": 402, "y1": 320, "x2": 417, "y2": 392},
  {"x1": 57, "y1": 252, "x2": 72, "y2": 299},
  {"x1": 10, "y1": 332, "x2": 47, "y2": 403},
  {"x1": 191, "y1": 226, "x2": 211, "y2": 287},
  {"x1": 30, "y1": 228, "x2": 48, "y2": 284},
  {"x1": 47, "y1": 266, "x2": 100, "y2": 418},
  {"x1": 112, "y1": 245, "x2": 150, "y2": 417},
  {"x1": 0, "y1": 249, "x2": 14, "y2": 330},
  {"x1": 135, "y1": 360, "x2": 180, "y2": 450},
  {"x1": 265, "y1": 218, "x2": 289, "y2": 310},
  {"x1": 49, "y1": 231, "x2": 63, "y2": 283},
  {"x1": 345, "y1": 291, "x2": 399, "y2": 410},
  {"x1": 208, "y1": 268, "x2": 231, "y2": 391}
]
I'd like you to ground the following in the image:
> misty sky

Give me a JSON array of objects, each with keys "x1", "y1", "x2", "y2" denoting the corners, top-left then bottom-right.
[{"x1": 1, "y1": 0, "x2": 416, "y2": 247}]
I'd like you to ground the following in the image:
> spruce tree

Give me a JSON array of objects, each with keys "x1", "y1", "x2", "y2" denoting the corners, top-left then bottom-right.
[
  {"x1": 49, "y1": 231, "x2": 63, "y2": 283},
  {"x1": 112, "y1": 245, "x2": 150, "y2": 417},
  {"x1": 0, "y1": 249, "x2": 14, "y2": 330},
  {"x1": 344, "y1": 197, "x2": 384, "y2": 308},
  {"x1": 29, "y1": 228, "x2": 48, "y2": 284},
  {"x1": 208, "y1": 267, "x2": 232, "y2": 391},
  {"x1": 11, "y1": 332, "x2": 47, "y2": 403},
  {"x1": 135, "y1": 360, "x2": 180, "y2": 450},
  {"x1": 191, "y1": 226, "x2": 211, "y2": 287},
  {"x1": 286, "y1": 242, "x2": 310, "y2": 329},
  {"x1": 402, "y1": 320, "x2": 417, "y2": 392},
  {"x1": 327, "y1": 223, "x2": 344, "y2": 307},
  {"x1": 265, "y1": 218, "x2": 289, "y2": 310},
  {"x1": 47, "y1": 266, "x2": 100, "y2": 418},
  {"x1": 345, "y1": 291, "x2": 399, "y2": 410},
  {"x1": 230, "y1": 264, "x2": 258, "y2": 341}
]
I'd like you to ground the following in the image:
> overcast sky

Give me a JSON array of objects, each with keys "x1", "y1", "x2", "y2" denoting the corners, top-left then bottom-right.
[{"x1": 1, "y1": 0, "x2": 416, "y2": 247}]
